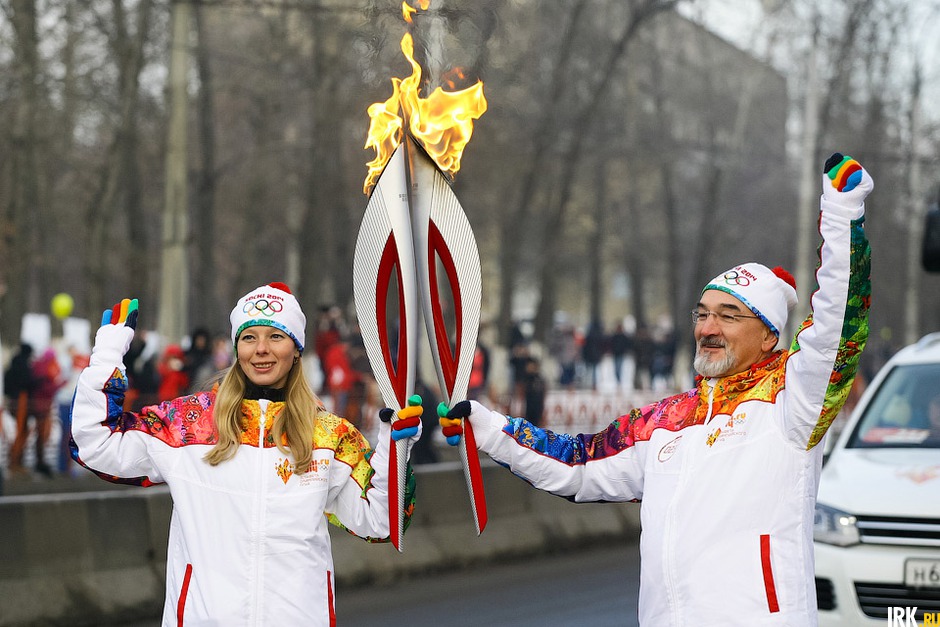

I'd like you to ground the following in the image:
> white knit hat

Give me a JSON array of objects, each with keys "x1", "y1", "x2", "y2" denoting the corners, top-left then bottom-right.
[
  {"x1": 703, "y1": 263, "x2": 798, "y2": 338},
  {"x1": 230, "y1": 282, "x2": 306, "y2": 352}
]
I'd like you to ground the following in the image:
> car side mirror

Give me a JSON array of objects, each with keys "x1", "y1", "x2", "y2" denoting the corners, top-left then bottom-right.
[{"x1": 923, "y1": 207, "x2": 940, "y2": 273}]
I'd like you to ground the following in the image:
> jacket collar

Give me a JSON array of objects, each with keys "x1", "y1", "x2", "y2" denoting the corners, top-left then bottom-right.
[
  {"x1": 244, "y1": 381, "x2": 287, "y2": 402},
  {"x1": 696, "y1": 350, "x2": 786, "y2": 398}
]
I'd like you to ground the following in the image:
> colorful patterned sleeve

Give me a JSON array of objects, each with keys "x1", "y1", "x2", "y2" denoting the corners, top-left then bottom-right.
[
  {"x1": 321, "y1": 414, "x2": 413, "y2": 542},
  {"x1": 70, "y1": 362, "x2": 182, "y2": 486},
  {"x1": 469, "y1": 392, "x2": 699, "y2": 502},
  {"x1": 787, "y1": 205, "x2": 871, "y2": 450}
]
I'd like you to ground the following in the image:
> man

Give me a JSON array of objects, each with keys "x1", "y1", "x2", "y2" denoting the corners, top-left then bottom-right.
[{"x1": 441, "y1": 153, "x2": 872, "y2": 626}]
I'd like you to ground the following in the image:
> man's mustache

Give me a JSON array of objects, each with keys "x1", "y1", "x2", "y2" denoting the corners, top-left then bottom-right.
[{"x1": 698, "y1": 337, "x2": 726, "y2": 349}]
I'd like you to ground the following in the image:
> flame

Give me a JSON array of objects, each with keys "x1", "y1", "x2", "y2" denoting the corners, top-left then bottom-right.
[
  {"x1": 402, "y1": 0, "x2": 429, "y2": 24},
  {"x1": 363, "y1": 3, "x2": 487, "y2": 195}
]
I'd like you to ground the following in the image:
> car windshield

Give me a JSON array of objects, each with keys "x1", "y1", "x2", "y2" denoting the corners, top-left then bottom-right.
[{"x1": 847, "y1": 362, "x2": 940, "y2": 449}]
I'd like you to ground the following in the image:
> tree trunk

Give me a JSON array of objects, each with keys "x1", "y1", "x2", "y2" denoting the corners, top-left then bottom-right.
[
  {"x1": 798, "y1": 0, "x2": 873, "y2": 322},
  {"x1": 496, "y1": 0, "x2": 588, "y2": 345},
  {"x1": 588, "y1": 162, "x2": 608, "y2": 326},
  {"x1": 81, "y1": 0, "x2": 153, "y2": 321},
  {"x1": 120, "y1": 0, "x2": 154, "y2": 309},
  {"x1": 304, "y1": 0, "x2": 340, "y2": 310},
  {"x1": 903, "y1": 64, "x2": 924, "y2": 346},
  {"x1": 158, "y1": 0, "x2": 192, "y2": 343},
  {"x1": 193, "y1": 3, "x2": 219, "y2": 329},
  {"x1": 532, "y1": 0, "x2": 675, "y2": 342},
  {"x1": 8, "y1": 0, "x2": 44, "y2": 321}
]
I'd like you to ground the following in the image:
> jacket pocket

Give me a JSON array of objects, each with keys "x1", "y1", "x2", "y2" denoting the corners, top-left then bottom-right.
[
  {"x1": 176, "y1": 563, "x2": 194, "y2": 626},
  {"x1": 759, "y1": 534, "x2": 780, "y2": 613}
]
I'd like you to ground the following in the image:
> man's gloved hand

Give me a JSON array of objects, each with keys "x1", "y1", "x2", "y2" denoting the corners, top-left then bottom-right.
[
  {"x1": 90, "y1": 298, "x2": 139, "y2": 367},
  {"x1": 822, "y1": 153, "x2": 874, "y2": 209},
  {"x1": 438, "y1": 400, "x2": 471, "y2": 446},
  {"x1": 379, "y1": 394, "x2": 423, "y2": 442}
]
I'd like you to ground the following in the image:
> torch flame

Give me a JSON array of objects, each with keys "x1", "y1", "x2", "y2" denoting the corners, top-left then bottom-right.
[
  {"x1": 364, "y1": 3, "x2": 487, "y2": 195},
  {"x1": 401, "y1": 0, "x2": 428, "y2": 23}
]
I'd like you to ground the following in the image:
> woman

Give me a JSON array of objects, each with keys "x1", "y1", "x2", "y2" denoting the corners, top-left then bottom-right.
[{"x1": 70, "y1": 283, "x2": 422, "y2": 626}]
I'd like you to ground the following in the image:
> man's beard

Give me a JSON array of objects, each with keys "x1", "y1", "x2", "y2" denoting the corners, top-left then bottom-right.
[{"x1": 693, "y1": 340, "x2": 736, "y2": 378}]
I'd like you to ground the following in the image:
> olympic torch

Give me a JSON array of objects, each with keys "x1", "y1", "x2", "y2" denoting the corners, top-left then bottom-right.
[{"x1": 353, "y1": 2, "x2": 488, "y2": 550}]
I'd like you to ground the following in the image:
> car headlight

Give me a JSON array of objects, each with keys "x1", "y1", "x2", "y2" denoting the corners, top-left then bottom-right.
[{"x1": 814, "y1": 503, "x2": 860, "y2": 547}]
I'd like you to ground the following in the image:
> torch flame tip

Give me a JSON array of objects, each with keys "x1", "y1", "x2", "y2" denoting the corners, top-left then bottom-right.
[{"x1": 364, "y1": 0, "x2": 486, "y2": 194}]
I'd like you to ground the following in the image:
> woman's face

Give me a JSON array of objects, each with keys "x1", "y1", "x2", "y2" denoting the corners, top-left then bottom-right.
[{"x1": 236, "y1": 326, "x2": 299, "y2": 389}]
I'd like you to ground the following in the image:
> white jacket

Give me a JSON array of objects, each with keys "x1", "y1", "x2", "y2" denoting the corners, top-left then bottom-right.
[
  {"x1": 466, "y1": 196, "x2": 869, "y2": 626},
  {"x1": 71, "y1": 364, "x2": 408, "y2": 627}
]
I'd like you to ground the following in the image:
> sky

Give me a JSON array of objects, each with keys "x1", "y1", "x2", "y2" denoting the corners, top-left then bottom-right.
[{"x1": 681, "y1": 0, "x2": 940, "y2": 126}]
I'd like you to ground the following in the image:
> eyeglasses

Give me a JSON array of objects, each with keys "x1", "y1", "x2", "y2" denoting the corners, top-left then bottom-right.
[{"x1": 691, "y1": 309, "x2": 761, "y2": 325}]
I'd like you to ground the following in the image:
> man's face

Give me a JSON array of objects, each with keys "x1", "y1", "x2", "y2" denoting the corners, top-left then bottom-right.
[{"x1": 693, "y1": 290, "x2": 778, "y2": 378}]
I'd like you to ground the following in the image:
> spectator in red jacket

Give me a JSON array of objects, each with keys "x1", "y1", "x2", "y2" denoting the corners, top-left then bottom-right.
[
  {"x1": 29, "y1": 348, "x2": 65, "y2": 476},
  {"x1": 323, "y1": 339, "x2": 357, "y2": 417},
  {"x1": 158, "y1": 344, "x2": 190, "y2": 401}
]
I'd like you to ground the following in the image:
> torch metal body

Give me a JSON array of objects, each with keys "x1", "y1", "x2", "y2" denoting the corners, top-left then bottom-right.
[
  {"x1": 404, "y1": 137, "x2": 488, "y2": 535},
  {"x1": 353, "y1": 143, "x2": 418, "y2": 551},
  {"x1": 353, "y1": 135, "x2": 489, "y2": 550}
]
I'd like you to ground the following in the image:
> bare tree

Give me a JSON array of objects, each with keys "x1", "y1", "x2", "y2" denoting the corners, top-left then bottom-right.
[
  {"x1": 1, "y1": 0, "x2": 937, "y2": 370},
  {"x1": 4, "y1": 0, "x2": 45, "y2": 330},
  {"x1": 82, "y1": 0, "x2": 155, "y2": 315},
  {"x1": 192, "y1": 2, "x2": 220, "y2": 329},
  {"x1": 493, "y1": 0, "x2": 589, "y2": 345}
]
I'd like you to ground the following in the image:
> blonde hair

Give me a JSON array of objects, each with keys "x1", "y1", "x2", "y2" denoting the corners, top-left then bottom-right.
[{"x1": 204, "y1": 357, "x2": 321, "y2": 472}]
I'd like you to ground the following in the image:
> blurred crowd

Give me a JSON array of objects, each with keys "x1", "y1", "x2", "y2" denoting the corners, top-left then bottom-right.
[
  {"x1": 2, "y1": 342, "x2": 85, "y2": 479},
  {"x1": 509, "y1": 314, "x2": 679, "y2": 396},
  {"x1": 0, "y1": 328, "x2": 236, "y2": 486}
]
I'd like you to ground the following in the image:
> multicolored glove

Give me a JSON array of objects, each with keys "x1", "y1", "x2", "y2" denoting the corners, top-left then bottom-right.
[
  {"x1": 379, "y1": 394, "x2": 424, "y2": 442},
  {"x1": 438, "y1": 399, "x2": 471, "y2": 446},
  {"x1": 822, "y1": 153, "x2": 873, "y2": 209},
  {"x1": 89, "y1": 298, "x2": 139, "y2": 367}
]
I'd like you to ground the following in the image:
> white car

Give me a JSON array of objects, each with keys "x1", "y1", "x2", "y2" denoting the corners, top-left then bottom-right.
[{"x1": 815, "y1": 332, "x2": 940, "y2": 625}]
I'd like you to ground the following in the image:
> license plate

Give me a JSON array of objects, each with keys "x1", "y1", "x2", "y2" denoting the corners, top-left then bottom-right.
[{"x1": 905, "y1": 559, "x2": 940, "y2": 588}]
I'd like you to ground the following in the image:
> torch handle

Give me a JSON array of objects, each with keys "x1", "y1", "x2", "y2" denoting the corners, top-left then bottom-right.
[{"x1": 405, "y1": 137, "x2": 488, "y2": 535}]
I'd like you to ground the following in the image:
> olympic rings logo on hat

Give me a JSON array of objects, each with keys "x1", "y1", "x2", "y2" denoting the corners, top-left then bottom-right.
[
  {"x1": 722, "y1": 271, "x2": 750, "y2": 287},
  {"x1": 242, "y1": 299, "x2": 284, "y2": 317}
]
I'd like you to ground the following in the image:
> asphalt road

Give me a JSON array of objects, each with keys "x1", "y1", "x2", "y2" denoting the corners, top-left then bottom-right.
[
  {"x1": 336, "y1": 540, "x2": 642, "y2": 627},
  {"x1": 118, "y1": 540, "x2": 642, "y2": 626}
]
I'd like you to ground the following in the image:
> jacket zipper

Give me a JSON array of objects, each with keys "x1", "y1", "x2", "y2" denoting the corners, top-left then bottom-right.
[
  {"x1": 249, "y1": 399, "x2": 271, "y2": 624},
  {"x1": 662, "y1": 381, "x2": 718, "y2": 625},
  {"x1": 703, "y1": 379, "x2": 716, "y2": 425}
]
